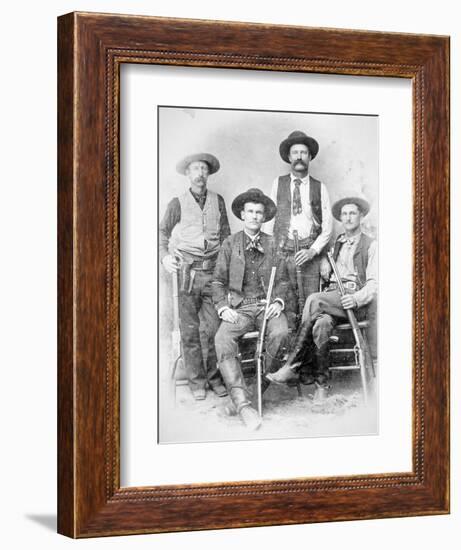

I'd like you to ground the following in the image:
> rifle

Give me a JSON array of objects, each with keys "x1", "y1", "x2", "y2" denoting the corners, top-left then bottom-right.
[
  {"x1": 292, "y1": 230, "x2": 305, "y2": 321},
  {"x1": 170, "y1": 268, "x2": 183, "y2": 403},
  {"x1": 326, "y1": 251, "x2": 369, "y2": 403},
  {"x1": 255, "y1": 266, "x2": 277, "y2": 418}
]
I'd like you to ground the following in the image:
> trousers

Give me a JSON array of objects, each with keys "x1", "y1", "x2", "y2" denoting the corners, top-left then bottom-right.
[
  {"x1": 178, "y1": 269, "x2": 223, "y2": 392},
  {"x1": 285, "y1": 254, "x2": 321, "y2": 322},
  {"x1": 301, "y1": 289, "x2": 366, "y2": 349},
  {"x1": 215, "y1": 302, "x2": 289, "y2": 375}
]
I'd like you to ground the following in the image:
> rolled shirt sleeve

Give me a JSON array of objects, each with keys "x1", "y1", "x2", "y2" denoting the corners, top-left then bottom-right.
[
  {"x1": 159, "y1": 197, "x2": 181, "y2": 262},
  {"x1": 310, "y1": 182, "x2": 333, "y2": 255}
]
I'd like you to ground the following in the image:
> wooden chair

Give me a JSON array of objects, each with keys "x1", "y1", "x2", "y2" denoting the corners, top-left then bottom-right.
[{"x1": 328, "y1": 319, "x2": 376, "y2": 402}]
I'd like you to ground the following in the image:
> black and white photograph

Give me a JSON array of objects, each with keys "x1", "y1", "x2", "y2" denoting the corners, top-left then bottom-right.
[{"x1": 157, "y1": 106, "x2": 378, "y2": 444}]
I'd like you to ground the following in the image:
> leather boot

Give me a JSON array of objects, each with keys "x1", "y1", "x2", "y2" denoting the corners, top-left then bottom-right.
[
  {"x1": 219, "y1": 358, "x2": 261, "y2": 431},
  {"x1": 314, "y1": 344, "x2": 331, "y2": 386},
  {"x1": 266, "y1": 321, "x2": 312, "y2": 384}
]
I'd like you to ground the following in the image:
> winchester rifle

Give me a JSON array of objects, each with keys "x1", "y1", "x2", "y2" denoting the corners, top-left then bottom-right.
[
  {"x1": 292, "y1": 230, "x2": 306, "y2": 321},
  {"x1": 326, "y1": 251, "x2": 369, "y2": 403},
  {"x1": 170, "y1": 266, "x2": 183, "y2": 403},
  {"x1": 255, "y1": 266, "x2": 277, "y2": 418}
]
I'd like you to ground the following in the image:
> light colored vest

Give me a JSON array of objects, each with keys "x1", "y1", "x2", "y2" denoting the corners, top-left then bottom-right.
[{"x1": 177, "y1": 190, "x2": 221, "y2": 257}]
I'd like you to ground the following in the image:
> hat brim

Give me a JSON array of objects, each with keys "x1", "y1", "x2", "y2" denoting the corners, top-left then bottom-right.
[
  {"x1": 279, "y1": 135, "x2": 319, "y2": 163},
  {"x1": 332, "y1": 197, "x2": 370, "y2": 221},
  {"x1": 176, "y1": 153, "x2": 220, "y2": 175},
  {"x1": 231, "y1": 190, "x2": 277, "y2": 222}
]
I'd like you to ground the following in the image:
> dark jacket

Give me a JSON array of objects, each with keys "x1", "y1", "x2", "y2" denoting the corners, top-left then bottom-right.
[{"x1": 212, "y1": 231, "x2": 289, "y2": 310}]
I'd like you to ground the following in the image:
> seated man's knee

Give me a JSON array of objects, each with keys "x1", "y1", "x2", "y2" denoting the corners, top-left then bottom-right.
[
  {"x1": 268, "y1": 315, "x2": 288, "y2": 341},
  {"x1": 313, "y1": 315, "x2": 334, "y2": 347},
  {"x1": 302, "y1": 292, "x2": 323, "y2": 323},
  {"x1": 214, "y1": 325, "x2": 238, "y2": 354}
]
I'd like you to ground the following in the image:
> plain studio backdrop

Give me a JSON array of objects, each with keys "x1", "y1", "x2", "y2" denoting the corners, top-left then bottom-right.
[{"x1": 0, "y1": 1, "x2": 458, "y2": 549}]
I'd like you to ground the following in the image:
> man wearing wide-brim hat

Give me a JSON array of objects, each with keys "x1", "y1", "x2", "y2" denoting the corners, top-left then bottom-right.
[
  {"x1": 159, "y1": 153, "x2": 230, "y2": 400},
  {"x1": 265, "y1": 131, "x2": 334, "y2": 331},
  {"x1": 211, "y1": 188, "x2": 289, "y2": 430},
  {"x1": 268, "y1": 196, "x2": 377, "y2": 390}
]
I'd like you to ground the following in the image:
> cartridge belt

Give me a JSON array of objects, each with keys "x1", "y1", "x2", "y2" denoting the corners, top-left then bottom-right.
[
  {"x1": 283, "y1": 237, "x2": 315, "y2": 253},
  {"x1": 241, "y1": 296, "x2": 266, "y2": 305},
  {"x1": 327, "y1": 280, "x2": 358, "y2": 292},
  {"x1": 189, "y1": 256, "x2": 218, "y2": 271}
]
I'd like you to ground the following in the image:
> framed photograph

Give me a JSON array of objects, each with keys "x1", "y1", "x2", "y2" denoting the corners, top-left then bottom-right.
[{"x1": 58, "y1": 12, "x2": 449, "y2": 537}]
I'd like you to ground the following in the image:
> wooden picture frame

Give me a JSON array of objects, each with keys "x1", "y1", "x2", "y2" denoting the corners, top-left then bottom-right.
[{"x1": 57, "y1": 12, "x2": 450, "y2": 537}]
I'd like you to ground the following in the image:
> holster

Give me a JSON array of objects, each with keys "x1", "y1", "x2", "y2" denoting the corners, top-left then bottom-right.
[{"x1": 178, "y1": 260, "x2": 194, "y2": 294}]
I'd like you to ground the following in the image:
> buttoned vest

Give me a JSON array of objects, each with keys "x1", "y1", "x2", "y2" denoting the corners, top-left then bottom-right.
[
  {"x1": 333, "y1": 232, "x2": 373, "y2": 288},
  {"x1": 227, "y1": 232, "x2": 282, "y2": 307},
  {"x1": 273, "y1": 174, "x2": 323, "y2": 246},
  {"x1": 177, "y1": 190, "x2": 220, "y2": 257}
]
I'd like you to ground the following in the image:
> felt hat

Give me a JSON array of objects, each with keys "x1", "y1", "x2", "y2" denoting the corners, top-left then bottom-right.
[
  {"x1": 332, "y1": 196, "x2": 370, "y2": 221},
  {"x1": 231, "y1": 188, "x2": 277, "y2": 221},
  {"x1": 176, "y1": 153, "x2": 220, "y2": 175},
  {"x1": 279, "y1": 130, "x2": 319, "y2": 162}
]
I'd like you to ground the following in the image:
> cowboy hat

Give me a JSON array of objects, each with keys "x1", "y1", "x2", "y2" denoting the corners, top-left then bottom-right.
[
  {"x1": 176, "y1": 153, "x2": 220, "y2": 175},
  {"x1": 231, "y1": 188, "x2": 277, "y2": 221},
  {"x1": 279, "y1": 130, "x2": 319, "y2": 162},
  {"x1": 332, "y1": 196, "x2": 370, "y2": 221}
]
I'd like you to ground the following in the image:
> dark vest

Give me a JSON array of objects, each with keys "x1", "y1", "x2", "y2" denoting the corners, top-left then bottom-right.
[
  {"x1": 228, "y1": 232, "x2": 279, "y2": 307},
  {"x1": 333, "y1": 232, "x2": 374, "y2": 288},
  {"x1": 273, "y1": 174, "x2": 322, "y2": 246}
]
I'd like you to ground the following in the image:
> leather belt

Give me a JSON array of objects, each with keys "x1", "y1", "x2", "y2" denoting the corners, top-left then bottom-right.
[
  {"x1": 283, "y1": 237, "x2": 315, "y2": 253},
  {"x1": 327, "y1": 281, "x2": 358, "y2": 292},
  {"x1": 189, "y1": 257, "x2": 217, "y2": 271},
  {"x1": 242, "y1": 296, "x2": 266, "y2": 305}
]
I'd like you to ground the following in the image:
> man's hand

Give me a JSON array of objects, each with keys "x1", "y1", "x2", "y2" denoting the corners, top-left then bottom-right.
[
  {"x1": 319, "y1": 257, "x2": 332, "y2": 281},
  {"x1": 340, "y1": 294, "x2": 357, "y2": 310},
  {"x1": 162, "y1": 254, "x2": 180, "y2": 274},
  {"x1": 221, "y1": 308, "x2": 239, "y2": 324},
  {"x1": 294, "y1": 248, "x2": 317, "y2": 266},
  {"x1": 266, "y1": 301, "x2": 283, "y2": 320}
]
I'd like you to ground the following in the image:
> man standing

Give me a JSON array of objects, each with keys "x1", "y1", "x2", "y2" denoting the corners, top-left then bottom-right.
[
  {"x1": 159, "y1": 153, "x2": 230, "y2": 400},
  {"x1": 212, "y1": 188, "x2": 289, "y2": 430},
  {"x1": 266, "y1": 130, "x2": 333, "y2": 317},
  {"x1": 267, "y1": 196, "x2": 377, "y2": 391}
]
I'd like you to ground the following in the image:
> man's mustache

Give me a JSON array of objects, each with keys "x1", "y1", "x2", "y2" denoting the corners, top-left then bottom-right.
[
  {"x1": 292, "y1": 159, "x2": 308, "y2": 168},
  {"x1": 193, "y1": 175, "x2": 207, "y2": 183}
]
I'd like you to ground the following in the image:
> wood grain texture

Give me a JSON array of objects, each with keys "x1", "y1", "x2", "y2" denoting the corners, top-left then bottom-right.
[{"x1": 57, "y1": 11, "x2": 450, "y2": 538}]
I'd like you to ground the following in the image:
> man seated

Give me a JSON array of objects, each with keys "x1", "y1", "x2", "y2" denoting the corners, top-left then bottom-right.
[
  {"x1": 212, "y1": 188, "x2": 290, "y2": 430},
  {"x1": 267, "y1": 196, "x2": 377, "y2": 392}
]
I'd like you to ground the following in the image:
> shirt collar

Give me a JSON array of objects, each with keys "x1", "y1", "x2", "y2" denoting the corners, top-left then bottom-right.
[
  {"x1": 189, "y1": 188, "x2": 207, "y2": 200},
  {"x1": 290, "y1": 173, "x2": 310, "y2": 184},
  {"x1": 244, "y1": 230, "x2": 261, "y2": 242},
  {"x1": 338, "y1": 232, "x2": 361, "y2": 245}
]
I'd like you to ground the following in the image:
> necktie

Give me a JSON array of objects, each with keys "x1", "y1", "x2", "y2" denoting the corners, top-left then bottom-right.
[
  {"x1": 246, "y1": 235, "x2": 264, "y2": 254},
  {"x1": 292, "y1": 178, "x2": 303, "y2": 215},
  {"x1": 339, "y1": 236, "x2": 355, "y2": 247}
]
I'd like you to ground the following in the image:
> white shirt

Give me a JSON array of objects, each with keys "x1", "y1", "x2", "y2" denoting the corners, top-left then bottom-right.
[{"x1": 265, "y1": 173, "x2": 333, "y2": 254}]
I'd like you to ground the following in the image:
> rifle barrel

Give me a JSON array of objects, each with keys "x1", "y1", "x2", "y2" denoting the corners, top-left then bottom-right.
[{"x1": 256, "y1": 266, "x2": 277, "y2": 417}]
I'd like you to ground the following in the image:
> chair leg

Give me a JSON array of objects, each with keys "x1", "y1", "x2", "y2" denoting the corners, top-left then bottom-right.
[
  {"x1": 171, "y1": 355, "x2": 182, "y2": 406},
  {"x1": 357, "y1": 348, "x2": 368, "y2": 405},
  {"x1": 363, "y1": 333, "x2": 375, "y2": 378},
  {"x1": 296, "y1": 382, "x2": 303, "y2": 398}
]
